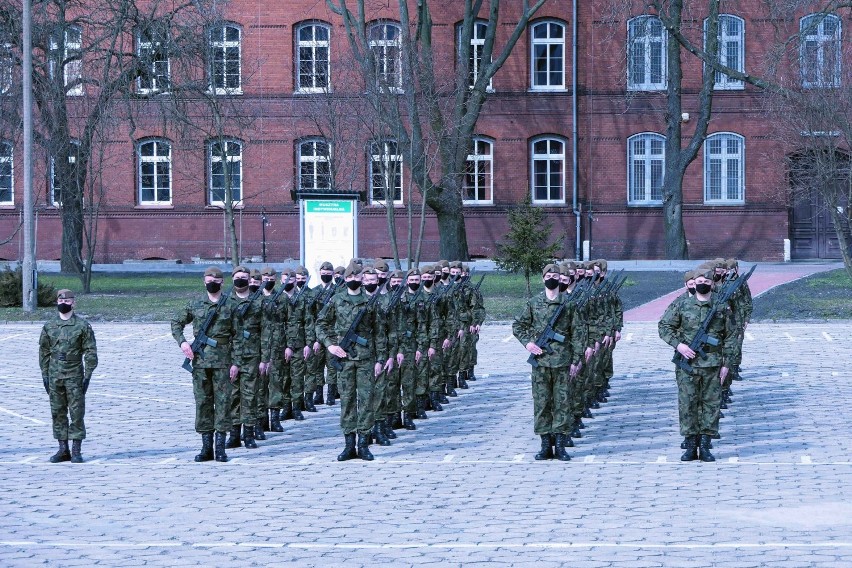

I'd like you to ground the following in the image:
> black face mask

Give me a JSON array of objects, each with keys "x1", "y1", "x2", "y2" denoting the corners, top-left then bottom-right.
[
  {"x1": 57, "y1": 303, "x2": 73, "y2": 314},
  {"x1": 713, "y1": 273, "x2": 722, "y2": 282},
  {"x1": 568, "y1": 275, "x2": 576, "y2": 284},
  {"x1": 283, "y1": 282, "x2": 295, "y2": 292},
  {"x1": 441, "y1": 273, "x2": 449, "y2": 281},
  {"x1": 559, "y1": 282, "x2": 569, "y2": 293},
  {"x1": 248, "y1": 284, "x2": 260, "y2": 293},
  {"x1": 264, "y1": 281, "x2": 275, "y2": 291},
  {"x1": 364, "y1": 283, "x2": 378, "y2": 293},
  {"x1": 687, "y1": 286, "x2": 696, "y2": 295},
  {"x1": 234, "y1": 277, "x2": 249, "y2": 289},
  {"x1": 321, "y1": 274, "x2": 333, "y2": 284},
  {"x1": 695, "y1": 283, "x2": 712, "y2": 295},
  {"x1": 206, "y1": 282, "x2": 222, "y2": 294},
  {"x1": 423, "y1": 279, "x2": 433, "y2": 289},
  {"x1": 378, "y1": 276, "x2": 387, "y2": 287},
  {"x1": 597, "y1": 274, "x2": 605, "y2": 282},
  {"x1": 346, "y1": 280, "x2": 362, "y2": 291},
  {"x1": 544, "y1": 278, "x2": 560, "y2": 290},
  {"x1": 334, "y1": 276, "x2": 344, "y2": 285},
  {"x1": 586, "y1": 274, "x2": 594, "y2": 280},
  {"x1": 296, "y1": 280, "x2": 306, "y2": 288},
  {"x1": 408, "y1": 282, "x2": 420, "y2": 292},
  {"x1": 390, "y1": 284, "x2": 400, "y2": 291}
]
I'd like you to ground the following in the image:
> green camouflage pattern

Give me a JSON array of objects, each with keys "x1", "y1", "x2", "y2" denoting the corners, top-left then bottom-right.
[{"x1": 171, "y1": 297, "x2": 236, "y2": 369}]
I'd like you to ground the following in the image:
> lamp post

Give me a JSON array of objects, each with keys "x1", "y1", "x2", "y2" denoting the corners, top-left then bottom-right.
[
  {"x1": 261, "y1": 208, "x2": 268, "y2": 263},
  {"x1": 21, "y1": 0, "x2": 36, "y2": 312}
]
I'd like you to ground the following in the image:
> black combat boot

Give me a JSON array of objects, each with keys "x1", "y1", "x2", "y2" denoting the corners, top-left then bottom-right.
[
  {"x1": 326, "y1": 384, "x2": 337, "y2": 406},
  {"x1": 582, "y1": 406, "x2": 594, "y2": 419},
  {"x1": 292, "y1": 400, "x2": 305, "y2": 421},
  {"x1": 588, "y1": 396, "x2": 600, "y2": 410},
  {"x1": 457, "y1": 370, "x2": 469, "y2": 389},
  {"x1": 304, "y1": 393, "x2": 317, "y2": 413},
  {"x1": 415, "y1": 395, "x2": 428, "y2": 419},
  {"x1": 214, "y1": 432, "x2": 229, "y2": 462},
  {"x1": 392, "y1": 412, "x2": 404, "y2": 430},
  {"x1": 733, "y1": 365, "x2": 743, "y2": 380},
  {"x1": 554, "y1": 434, "x2": 572, "y2": 461},
  {"x1": 534, "y1": 434, "x2": 554, "y2": 460},
  {"x1": 681, "y1": 436, "x2": 689, "y2": 449},
  {"x1": 226, "y1": 425, "x2": 242, "y2": 448},
  {"x1": 270, "y1": 409, "x2": 284, "y2": 432},
  {"x1": 313, "y1": 386, "x2": 324, "y2": 405},
  {"x1": 337, "y1": 433, "x2": 357, "y2": 461},
  {"x1": 357, "y1": 434, "x2": 374, "y2": 461},
  {"x1": 445, "y1": 379, "x2": 458, "y2": 398},
  {"x1": 373, "y1": 421, "x2": 391, "y2": 446},
  {"x1": 49, "y1": 440, "x2": 71, "y2": 463},
  {"x1": 384, "y1": 415, "x2": 397, "y2": 439},
  {"x1": 281, "y1": 401, "x2": 293, "y2": 420},
  {"x1": 571, "y1": 422, "x2": 582, "y2": 439},
  {"x1": 603, "y1": 389, "x2": 610, "y2": 397},
  {"x1": 194, "y1": 432, "x2": 214, "y2": 462},
  {"x1": 403, "y1": 412, "x2": 417, "y2": 430},
  {"x1": 243, "y1": 424, "x2": 258, "y2": 449},
  {"x1": 577, "y1": 419, "x2": 586, "y2": 429},
  {"x1": 563, "y1": 433, "x2": 574, "y2": 447},
  {"x1": 429, "y1": 392, "x2": 444, "y2": 412},
  {"x1": 424, "y1": 392, "x2": 433, "y2": 411},
  {"x1": 467, "y1": 367, "x2": 476, "y2": 381},
  {"x1": 334, "y1": 384, "x2": 341, "y2": 399},
  {"x1": 254, "y1": 419, "x2": 266, "y2": 441},
  {"x1": 261, "y1": 411, "x2": 270, "y2": 432},
  {"x1": 698, "y1": 435, "x2": 716, "y2": 462},
  {"x1": 719, "y1": 410, "x2": 725, "y2": 418},
  {"x1": 439, "y1": 384, "x2": 450, "y2": 404},
  {"x1": 70, "y1": 440, "x2": 84, "y2": 463},
  {"x1": 597, "y1": 391, "x2": 608, "y2": 403},
  {"x1": 680, "y1": 435, "x2": 699, "y2": 462},
  {"x1": 720, "y1": 399, "x2": 728, "y2": 409}
]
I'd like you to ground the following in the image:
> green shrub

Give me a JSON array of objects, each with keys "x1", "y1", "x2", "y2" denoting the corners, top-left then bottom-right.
[{"x1": 0, "y1": 266, "x2": 57, "y2": 307}]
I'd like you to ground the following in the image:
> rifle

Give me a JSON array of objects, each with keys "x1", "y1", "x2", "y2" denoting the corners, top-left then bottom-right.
[
  {"x1": 526, "y1": 298, "x2": 567, "y2": 368},
  {"x1": 236, "y1": 287, "x2": 263, "y2": 318},
  {"x1": 328, "y1": 290, "x2": 381, "y2": 371},
  {"x1": 308, "y1": 278, "x2": 343, "y2": 311},
  {"x1": 672, "y1": 264, "x2": 756, "y2": 373},
  {"x1": 289, "y1": 275, "x2": 312, "y2": 306},
  {"x1": 382, "y1": 281, "x2": 407, "y2": 315},
  {"x1": 182, "y1": 287, "x2": 233, "y2": 373}
]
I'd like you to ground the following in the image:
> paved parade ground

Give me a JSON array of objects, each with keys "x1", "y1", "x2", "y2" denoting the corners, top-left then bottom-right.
[{"x1": 1, "y1": 320, "x2": 851, "y2": 567}]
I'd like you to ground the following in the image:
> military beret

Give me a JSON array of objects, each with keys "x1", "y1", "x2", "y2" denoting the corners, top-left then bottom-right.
[
  {"x1": 725, "y1": 258, "x2": 738, "y2": 269},
  {"x1": 584, "y1": 261, "x2": 595, "y2": 270},
  {"x1": 204, "y1": 266, "x2": 224, "y2": 279},
  {"x1": 449, "y1": 260, "x2": 462, "y2": 269},
  {"x1": 283, "y1": 269, "x2": 297, "y2": 278},
  {"x1": 57, "y1": 289, "x2": 75, "y2": 300},
  {"x1": 420, "y1": 264, "x2": 433, "y2": 274},
  {"x1": 319, "y1": 261, "x2": 334, "y2": 271},
  {"x1": 405, "y1": 268, "x2": 420, "y2": 277},
  {"x1": 350, "y1": 258, "x2": 363, "y2": 267},
  {"x1": 438, "y1": 260, "x2": 449, "y2": 269},
  {"x1": 542, "y1": 263, "x2": 560, "y2": 277},
  {"x1": 390, "y1": 269, "x2": 404, "y2": 279},
  {"x1": 249, "y1": 269, "x2": 262, "y2": 280},
  {"x1": 683, "y1": 270, "x2": 695, "y2": 283},
  {"x1": 261, "y1": 266, "x2": 276, "y2": 277},
  {"x1": 373, "y1": 258, "x2": 390, "y2": 272},
  {"x1": 433, "y1": 266, "x2": 443, "y2": 275},
  {"x1": 334, "y1": 265, "x2": 345, "y2": 275},
  {"x1": 598, "y1": 259, "x2": 608, "y2": 271},
  {"x1": 558, "y1": 264, "x2": 569, "y2": 276},
  {"x1": 697, "y1": 262, "x2": 714, "y2": 271},
  {"x1": 695, "y1": 269, "x2": 714, "y2": 280},
  {"x1": 362, "y1": 267, "x2": 377, "y2": 276},
  {"x1": 232, "y1": 265, "x2": 249, "y2": 276},
  {"x1": 344, "y1": 262, "x2": 362, "y2": 278},
  {"x1": 565, "y1": 261, "x2": 577, "y2": 270},
  {"x1": 462, "y1": 264, "x2": 470, "y2": 272},
  {"x1": 295, "y1": 265, "x2": 309, "y2": 276}
]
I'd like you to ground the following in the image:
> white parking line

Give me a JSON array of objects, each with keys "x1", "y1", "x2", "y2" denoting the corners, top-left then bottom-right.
[
  {"x1": 512, "y1": 454, "x2": 524, "y2": 462},
  {"x1": 624, "y1": 333, "x2": 633, "y2": 342},
  {"x1": 583, "y1": 455, "x2": 596, "y2": 463},
  {"x1": 822, "y1": 332, "x2": 834, "y2": 341},
  {"x1": 0, "y1": 405, "x2": 47, "y2": 425},
  {"x1": 656, "y1": 456, "x2": 667, "y2": 463},
  {"x1": 784, "y1": 332, "x2": 796, "y2": 342},
  {"x1": 728, "y1": 457, "x2": 738, "y2": 463},
  {"x1": 148, "y1": 333, "x2": 174, "y2": 342},
  {"x1": 442, "y1": 454, "x2": 455, "y2": 462},
  {"x1": 298, "y1": 456, "x2": 315, "y2": 464},
  {"x1": 0, "y1": 333, "x2": 27, "y2": 342},
  {"x1": 501, "y1": 334, "x2": 514, "y2": 343},
  {"x1": 157, "y1": 458, "x2": 177, "y2": 464},
  {"x1": 801, "y1": 455, "x2": 813, "y2": 464}
]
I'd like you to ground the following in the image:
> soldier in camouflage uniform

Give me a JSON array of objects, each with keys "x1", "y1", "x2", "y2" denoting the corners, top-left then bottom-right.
[
  {"x1": 267, "y1": 270, "x2": 296, "y2": 425},
  {"x1": 724, "y1": 258, "x2": 752, "y2": 387},
  {"x1": 308, "y1": 261, "x2": 336, "y2": 405},
  {"x1": 39, "y1": 289, "x2": 98, "y2": 464},
  {"x1": 659, "y1": 268, "x2": 735, "y2": 463},
  {"x1": 316, "y1": 263, "x2": 387, "y2": 461},
  {"x1": 419, "y1": 265, "x2": 445, "y2": 416},
  {"x1": 258, "y1": 267, "x2": 279, "y2": 433},
  {"x1": 362, "y1": 267, "x2": 396, "y2": 446},
  {"x1": 513, "y1": 264, "x2": 586, "y2": 461},
  {"x1": 172, "y1": 267, "x2": 238, "y2": 463},
  {"x1": 293, "y1": 267, "x2": 318, "y2": 414},
  {"x1": 462, "y1": 264, "x2": 486, "y2": 382},
  {"x1": 383, "y1": 269, "x2": 407, "y2": 431}
]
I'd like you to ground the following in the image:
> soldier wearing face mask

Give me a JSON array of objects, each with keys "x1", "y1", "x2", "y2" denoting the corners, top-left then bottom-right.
[
  {"x1": 416, "y1": 265, "x2": 442, "y2": 418},
  {"x1": 257, "y1": 267, "x2": 280, "y2": 435},
  {"x1": 270, "y1": 270, "x2": 298, "y2": 422},
  {"x1": 362, "y1": 267, "x2": 396, "y2": 446},
  {"x1": 383, "y1": 269, "x2": 409, "y2": 432},
  {"x1": 308, "y1": 261, "x2": 335, "y2": 406}
]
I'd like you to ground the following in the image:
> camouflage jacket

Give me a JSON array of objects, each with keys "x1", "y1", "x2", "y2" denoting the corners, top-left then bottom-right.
[
  {"x1": 316, "y1": 288, "x2": 387, "y2": 362},
  {"x1": 171, "y1": 295, "x2": 236, "y2": 369},
  {"x1": 658, "y1": 293, "x2": 736, "y2": 368},
  {"x1": 260, "y1": 290, "x2": 284, "y2": 363},
  {"x1": 39, "y1": 314, "x2": 98, "y2": 381},
  {"x1": 470, "y1": 286, "x2": 486, "y2": 327},
  {"x1": 393, "y1": 288, "x2": 429, "y2": 354},
  {"x1": 513, "y1": 291, "x2": 586, "y2": 367},
  {"x1": 728, "y1": 277, "x2": 753, "y2": 327},
  {"x1": 228, "y1": 290, "x2": 264, "y2": 363}
]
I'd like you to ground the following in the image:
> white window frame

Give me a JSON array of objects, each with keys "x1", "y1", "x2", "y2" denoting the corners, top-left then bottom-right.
[
  {"x1": 49, "y1": 27, "x2": 83, "y2": 96},
  {"x1": 704, "y1": 132, "x2": 745, "y2": 205},
  {"x1": 0, "y1": 141, "x2": 12, "y2": 205},
  {"x1": 209, "y1": 24, "x2": 242, "y2": 95},
  {"x1": 136, "y1": 24, "x2": 170, "y2": 95},
  {"x1": 368, "y1": 22, "x2": 403, "y2": 93},
  {"x1": 50, "y1": 140, "x2": 81, "y2": 207},
  {"x1": 0, "y1": 43, "x2": 12, "y2": 95},
  {"x1": 463, "y1": 138, "x2": 493, "y2": 205},
  {"x1": 460, "y1": 21, "x2": 493, "y2": 91},
  {"x1": 530, "y1": 20, "x2": 566, "y2": 91},
  {"x1": 209, "y1": 139, "x2": 243, "y2": 207},
  {"x1": 296, "y1": 22, "x2": 331, "y2": 93},
  {"x1": 628, "y1": 16, "x2": 667, "y2": 91},
  {"x1": 800, "y1": 14, "x2": 841, "y2": 89},
  {"x1": 369, "y1": 140, "x2": 403, "y2": 206},
  {"x1": 706, "y1": 15, "x2": 744, "y2": 90},
  {"x1": 627, "y1": 133, "x2": 665, "y2": 206},
  {"x1": 137, "y1": 139, "x2": 172, "y2": 205},
  {"x1": 298, "y1": 138, "x2": 332, "y2": 191},
  {"x1": 530, "y1": 137, "x2": 565, "y2": 204}
]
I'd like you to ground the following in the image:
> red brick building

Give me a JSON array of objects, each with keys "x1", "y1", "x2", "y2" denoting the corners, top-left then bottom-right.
[{"x1": 0, "y1": 1, "x2": 844, "y2": 263}]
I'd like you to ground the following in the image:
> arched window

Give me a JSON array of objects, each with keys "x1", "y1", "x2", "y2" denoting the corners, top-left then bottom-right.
[
  {"x1": 369, "y1": 140, "x2": 403, "y2": 205},
  {"x1": 137, "y1": 21, "x2": 170, "y2": 94},
  {"x1": 368, "y1": 22, "x2": 402, "y2": 91},
  {"x1": 530, "y1": 20, "x2": 565, "y2": 90},
  {"x1": 704, "y1": 133, "x2": 744, "y2": 204},
  {"x1": 628, "y1": 16, "x2": 666, "y2": 91},
  {"x1": 459, "y1": 20, "x2": 492, "y2": 90},
  {"x1": 209, "y1": 139, "x2": 242, "y2": 206},
  {"x1": 50, "y1": 139, "x2": 81, "y2": 206},
  {"x1": 531, "y1": 137, "x2": 565, "y2": 203},
  {"x1": 628, "y1": 133, "x2": 665, "y2": 205},
  {"x1": 298, "y1": 138, "x2": 331, "y2": 191},
  {"x1": 706, "y1": 15, "x2": 744, "y2": 90},
  {"x1": 0, "y1": 141, "x2": 12, "y2": 204},
  {"x1": 463, "y1": 138, "x2": 493, "y2": 204},
  {"x1": 137, "y1": 139, "x2": 172, "y2": 204},
  {"x1": 209, "y1": 24, "x2": 241, "y2": 93},
  {"x1": 801, "y1": 14, "x2": 841, "y2": 88},
  {"x1": 296, "y1": 22, "x2": 331, "y2": 92},
  {"x1": 50, "y1": 26, "x2": 83, "y2": 96}
]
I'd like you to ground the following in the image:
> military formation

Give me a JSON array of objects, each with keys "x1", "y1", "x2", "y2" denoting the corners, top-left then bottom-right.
[
  {"x1": 512, "y1": 259, "x2": 625, "y2": 462},
  {"x1": 170, "y1": 259, "x2": 486, "y2": 462},
  {"x1": 658, "y1": 258, "x2": 753, "y2": 463}
]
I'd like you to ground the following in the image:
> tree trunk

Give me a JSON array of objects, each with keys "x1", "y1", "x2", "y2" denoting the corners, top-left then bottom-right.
[
  {"x1": 427, "y1": 182, "x2": 469, "y2": 261},
  {"x1": 60, "y1": 196, "x2": 85, "y2": 275},
  {"x1": 828, "y1": 206, "x2": 852, "y2": 280},
  {"x1": 662, "y1": 188, "x2": 688, "y2": 259}
]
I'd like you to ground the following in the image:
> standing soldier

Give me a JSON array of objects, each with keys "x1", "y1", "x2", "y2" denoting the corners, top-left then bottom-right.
[
  {"x1": 363, "y1": 267, "x2": 395, "y2": 446},
  {"x1": 384, "y1": 269, "x2": 408, "y2": 432},
  {"x1": 464, "y1": 264, "x2": 485, "y2": 382},
  {"x1": 308, "y1": 261, "x2": 335, "y2": 405},
  {"x1": 172, "y1": 268, "x2": 237, "y2": 463},
  {"x1": 39, "y1": 289, "x2": 98, "y2": 463},
  {"x1": 513, "y1": 265, "x2": 585, "y2": 461},
  {"x1": 658, "y1": 269, "x2": 735, "y2": 462},
  {"x1": 258, "y1": 267, "x2": 278, "y2": 434}
]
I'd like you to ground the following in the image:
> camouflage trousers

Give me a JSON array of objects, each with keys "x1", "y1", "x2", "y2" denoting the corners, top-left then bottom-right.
[
  {"x1": 675, "y1": 366, "x2": 722, "y2": 437},
  {"x1": 384, "y1": 363, "x2": 402, "y2": 414},
  {"x1": 599, "y1": 345, "x2": 615, "y2": 389},
  {"x1": 306, "y1": 344, "x2": 326, "y2": 393},
  {"x1": 723, "y1": 329, "x2": 746, "y2": 389},
  {"x1": 230, "y1": 358, "x2": 259, "y2": 426},
  {"x1": 531, "y1": 365, "x2": 572, "y2": 435},
  {"x1": 459, "y1": 329, "x2": 477, "y2": 370},
  {"x1": 372, "y1": 367, "x2": 388, "y2": 419},
  {"x1": 49, "y1": 375, "x2": 86, "y2": 440},
  {"x1": 287, "y1": 351, "x2": 307, "y2": 405},
  {"x1": 401, "y1": 354, "x2": 423, "y2": 414},
  {"x1": 267, "y1": 358, "x2": 289, "y2": 409},
  {"x1": 192, "y1": 366, "x2": 233, "y2": 433},
  {"x1": 443, "y1": 335, "x2": 462, "y2": 385},
  {"x1": 426, "y1": 349, "x2": 443, "y2": 393},
  {"x1": 337, "y1": 359, "x2": 376, "y2": 436},
  {"x1": 256, "y1": 367, "x2": 269, "y2": 420}
]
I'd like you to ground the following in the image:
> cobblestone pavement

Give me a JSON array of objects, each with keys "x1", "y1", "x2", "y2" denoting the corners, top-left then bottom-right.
[{"x1": 1, "y1": 321, "x2": 851, "y2": 567}]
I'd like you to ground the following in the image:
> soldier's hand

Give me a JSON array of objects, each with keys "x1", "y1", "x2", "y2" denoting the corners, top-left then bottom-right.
[
  {"x1": 396, "y1": 353, "x2": 404, "y2": 366},
  {"x1": 229, "y1": 365, "x2": 240, "y2": 382},
  {"x1": 676, "y1": 343, "x2": 697, "y2": 360},
  {"x1": 374, "y1": 362, "x2": 383, "y2": 377},
  {"x1": 328, "y1": 345, "x2": 348, "y2": 359},
  {"x1": 384, "y1": 358, "x2": 394, "y2": 373},
  {"x1": 457, "y1": 329, "x2": 464, "y2": 339},
  {"x1": 585, "y1": 347, "x2": 593, "y2": 362},
  {"x1": 427, "y1": 347, "x2": 436, "y2": 359},
  {"x1": 313, "y1": 341, "x2": 321, "y2": 354},
  {"x1": 719, "y1": 366, "x2": 729, "y2": 383},
  {"x1": 594, "y1": 341, "x2": 601, "y2": 353},
  {"x1": 303, "y1": 345, "x2": 311, "y2": 359},
  {"x1": 603, "y1": 335, "x2": 612, "y2": 348},
  {"x1": 284, "y1": 347, "x2": 293, "y2": 362},
  {"x1": 442, "y1": 339, "x2": 451, "y2": 350},
  {"x1": 259, "y1": 362, "x2": 269, "y2": 375},
  {"x1": 569, "y1": 364, "x2": 579, "y2": 378},
  {"x1": 526, "y1": 342, "x2": 543, "y2": 355},
  {"x1": 415, "y1": 351, "x2": 422, "y2": 363},
  {"x1": 615, "y1": 330, "x2": 622, "y2": 342},
  {"x1": 180, "y1": 341, "x2": 194, "y2": 359},
  {"x1": 469, "y1": 325, "x2": 476, "y2": 333},
  {"x1": 43, "y1": 376, "x2": 49, "y2": 395}
]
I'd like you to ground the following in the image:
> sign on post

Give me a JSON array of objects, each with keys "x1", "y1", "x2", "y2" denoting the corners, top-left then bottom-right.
[{"x1": 300, "y1": 198, "x2": 358, "y2": 283}]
